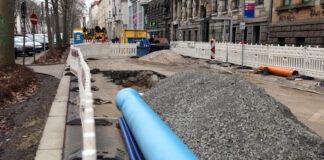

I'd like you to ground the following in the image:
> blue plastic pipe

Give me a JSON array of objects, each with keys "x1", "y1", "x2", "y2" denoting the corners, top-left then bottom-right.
[
  {"x1": 118, "y1": 118, "x2": 136, "y2": 160},
  {"x1": 116, "y1": 88, "x2": 198, "y2": 160},
  {"x1": 120, "y1": 117, "x2": 144, "y2": 160}
]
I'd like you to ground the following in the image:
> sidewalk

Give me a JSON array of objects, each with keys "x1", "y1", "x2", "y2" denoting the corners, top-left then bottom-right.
[
  {"x1": 15, "y1": 51, "x2": 46, "y2": 65},
  {"x1": 28, "y1": 64, "x2": 66, "y2": 79}
]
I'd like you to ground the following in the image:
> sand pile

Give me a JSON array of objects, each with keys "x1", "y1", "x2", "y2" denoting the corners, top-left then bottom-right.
[{"x1": 139, "y1": 50, "x2": 189, "y2": 65}]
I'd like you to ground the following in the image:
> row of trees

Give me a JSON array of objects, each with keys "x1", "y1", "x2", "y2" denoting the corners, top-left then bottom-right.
[{"x1": 0, "y1": 0, "x2": 87, "y2": 65}]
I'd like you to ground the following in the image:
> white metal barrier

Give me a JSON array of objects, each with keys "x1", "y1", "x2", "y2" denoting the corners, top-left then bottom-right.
[
  {"x1": 76, "y1": 43, "x2": 137, "y2": 58},
  {"x1": 66, "y1": 43, "x2": 138, "y2": 160},
  {"x1": 171, "y1": 41, "x2": 324, "y2": 79},
  {"x1": 67, "y1": 46, "x2": 96, "y2": 160}
]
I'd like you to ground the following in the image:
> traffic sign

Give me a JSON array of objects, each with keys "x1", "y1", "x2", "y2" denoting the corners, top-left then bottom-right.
[
  {"x1": 30, "y1": 14, "x2": 38, "y2": 25},
  {"x1": 240, "y1": 21, "x2": 246, "y2": 30}
]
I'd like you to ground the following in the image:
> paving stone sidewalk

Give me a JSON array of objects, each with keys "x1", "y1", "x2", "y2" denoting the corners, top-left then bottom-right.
[{"x1": 28, "y1": 64, "x2": 66, "y2": 79}]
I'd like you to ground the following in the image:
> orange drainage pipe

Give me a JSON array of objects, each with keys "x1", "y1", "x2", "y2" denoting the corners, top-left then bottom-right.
[{"x1": 260, "y1": 65, "x2": 299, "y2": 77}]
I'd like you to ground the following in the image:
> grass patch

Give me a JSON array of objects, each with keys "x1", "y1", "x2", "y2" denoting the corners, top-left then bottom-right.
[{"x1": 15, "y1": 130, "x2": 41, "y2": 151}]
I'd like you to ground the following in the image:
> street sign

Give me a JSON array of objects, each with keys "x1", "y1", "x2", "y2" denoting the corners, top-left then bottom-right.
[
  {"x1": 41, "y1": 2, "x2": 44, "y2": 21},
  {"x1": 244, "y1": 0, "x2": 255, "y2": 18},
  {"x1": 240, "y1": 21, "x2": 246, "y2": 30},
  {"x1": 30, "y1": 14, "x2": 38, "y2": 25}
]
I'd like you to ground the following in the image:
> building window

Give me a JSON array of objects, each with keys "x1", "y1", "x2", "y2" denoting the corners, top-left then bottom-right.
[
  {"x1": 215, "y1": 0, "x2": 218, "y2": 12},
  {"x1": 183, "y1": 31, "x2": 186, "y2": 41},
  {"x1": 232, "y1": 27, "x2": 236, "y2": 43},
  {"x1": 296, "y1": 37, "x2": 305, "y2": 46},
  {"x1": 283, "y1": 0, "x2": 291, "y2": 6},
  {"x1": 302, "y1": 0, "x2": 312, "y2": 4},
  {"x1": 234, "y1": 0, "x2": 239, "y2": 9},
  {"x1": 279, "y1": 38, "x2": 285, "y2": 46},
  {"x1": 224, "y1": 0, "x2": 228, "y2": 11},
  {"x1": 258, "y1": 0, "x2": 264, "y2": 5}
]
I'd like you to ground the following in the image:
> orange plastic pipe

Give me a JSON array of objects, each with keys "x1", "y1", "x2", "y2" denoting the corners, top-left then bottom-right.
[{"x1": 260, "y1": 65, "x2": 299, "y2": 77}]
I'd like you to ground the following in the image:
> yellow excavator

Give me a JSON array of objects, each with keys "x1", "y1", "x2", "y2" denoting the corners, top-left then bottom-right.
[{"x1": 82, "y1": 15, "x2": 106, "y2": 40}]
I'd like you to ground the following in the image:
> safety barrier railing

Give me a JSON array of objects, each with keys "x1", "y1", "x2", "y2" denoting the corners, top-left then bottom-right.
[
  {"x1": 75, "y1": 43, "x2": 137, "y2": 58},
  {"x1": 67, "y1": 46, "x2": 97, "y2": 160},
  {"x1": 171, "y1": 41, "x2": 324, "y2": 79}
]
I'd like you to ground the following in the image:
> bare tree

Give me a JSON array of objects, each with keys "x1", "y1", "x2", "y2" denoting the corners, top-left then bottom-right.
[
  {"x1": 68, "y1": 0, "x2": 87, "y2": 37},
  {"x1": 45, "y1": 0, "x2": 53, "y2": 55},
  {"x1": 15, "y1": 0, "x2": 42, "y2": 34},
  {"x1": 0, "y1": 0, "x2": 16, "y2": 65},
  {"x1": 51, "y1": 0, "x2": 62, "y2": 50},
  {"x1": 62, "y1": 0, "x2": 69, "y2": 48}
]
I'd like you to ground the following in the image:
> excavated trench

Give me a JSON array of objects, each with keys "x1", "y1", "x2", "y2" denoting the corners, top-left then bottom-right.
[{"x1": 99, "y1": 70, "x2": 167, "y2": 92}]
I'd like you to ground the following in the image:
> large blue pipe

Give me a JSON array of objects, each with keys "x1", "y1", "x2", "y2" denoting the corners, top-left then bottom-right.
[{"x1": 116, "y1": 88, "x2": 198, "y2": 160}]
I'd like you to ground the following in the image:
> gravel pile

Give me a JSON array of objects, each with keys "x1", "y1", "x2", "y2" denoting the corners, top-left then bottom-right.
[
  {"x1": 139, "y1": 50, "x2": 189, "y2": 65},
  {"x1": 143, "y1": 70, "x2": 324, "y2": 159}
]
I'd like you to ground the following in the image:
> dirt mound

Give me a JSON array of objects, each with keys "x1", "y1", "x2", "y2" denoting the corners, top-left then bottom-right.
[
  {"x1": 139, "y1": 50, "x2": 189, "y2": 65},
  {"x1": 143, "y1": 70, "x2": 324, "y2": 159}
]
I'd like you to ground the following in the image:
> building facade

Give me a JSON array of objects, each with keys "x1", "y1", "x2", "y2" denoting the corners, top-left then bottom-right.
[
  {"x1": 89, "y1": 0, "x2": 129, "y2": 40},
  {"x1": 129, "y1": 0, "x2": 145, "y2": 29},
  {"x1": 146, "y1": 0, "x2": 172, "y2": 40},
  {"x1": 98, "y1": 0, "x2": 106, "y2": 28},
  {"x1": 269, "y1": 0, "x2": 324, "y2": 46},
  {"x1": 89, "y1": 0, "x2": 100, "y2": 28},
  {"x1": 171, "y1": 0, "x2": 271, "y2": 44}
]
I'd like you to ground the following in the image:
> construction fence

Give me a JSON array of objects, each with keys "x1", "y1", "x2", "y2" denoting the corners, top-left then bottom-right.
[
  {"x1": 171, "y1": 41, "x2": 324, "y2": 79},
  {"x1": 66, "y1": 43, "x2": 137, "y2": 160},
  {"x1": 76, "y1": 43, "x2": 137, "y2": 58}
]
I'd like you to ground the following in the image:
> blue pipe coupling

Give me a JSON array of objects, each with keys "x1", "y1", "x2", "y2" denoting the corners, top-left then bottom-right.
[{"x1": 116, "y1": 88, "x2": 198, "y2": 160}]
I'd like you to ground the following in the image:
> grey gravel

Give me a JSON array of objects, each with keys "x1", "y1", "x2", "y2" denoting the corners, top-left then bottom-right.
[{"x1": 143, "y1": 70, "x2": 324, "y2": 160}]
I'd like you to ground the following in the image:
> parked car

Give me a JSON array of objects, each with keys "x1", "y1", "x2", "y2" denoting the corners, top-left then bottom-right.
[
  {"x1": 14, "y1": 35, "x2": 43, "y2": 55},
  {"x1": 14, "y1": 37, "x2": 34, "y2": 57},
  {"x1": 26, "y1": 34, "x2": 49, "y2": 50}
]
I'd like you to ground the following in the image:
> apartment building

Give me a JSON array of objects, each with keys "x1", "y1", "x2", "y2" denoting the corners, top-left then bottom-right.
[{"x1": 269, "y1": 0, "x2": 324, "y2": 46}]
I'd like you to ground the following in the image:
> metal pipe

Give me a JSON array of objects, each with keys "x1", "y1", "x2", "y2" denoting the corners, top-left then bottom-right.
[
  {"x1": 118, "y1": 118, "x2": 137, "y2": 160},
  {"x1": 229, "y1": 19, "x2": 233, "y2": 43},
  {"x1": 116, "y1": 88, "x2": 198, "y2": 160}
]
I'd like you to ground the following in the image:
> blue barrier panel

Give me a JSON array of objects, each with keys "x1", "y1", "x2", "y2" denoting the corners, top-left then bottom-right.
[{"x1": 116, "y1": 88, "x2": 198, "y2": 160}]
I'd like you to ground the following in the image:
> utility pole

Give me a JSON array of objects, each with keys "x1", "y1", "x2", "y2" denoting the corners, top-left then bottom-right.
[
  {"x1": 22, "y1": 1, "x2": 27, "y2": 66},
  {"x1": 241, "y1": 0, "x2": 246, "y2": 68},
  {"x1": 51, "y1": 8, "x2": 55, "y2": 48},
  {"x1": 41, "y1": 2, "x2": 46, "y2": 58}
]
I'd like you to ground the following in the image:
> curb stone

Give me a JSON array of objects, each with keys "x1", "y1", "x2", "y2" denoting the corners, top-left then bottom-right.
[{"x1": 35, "y1": 74, "x2": 71, "y2": 160}]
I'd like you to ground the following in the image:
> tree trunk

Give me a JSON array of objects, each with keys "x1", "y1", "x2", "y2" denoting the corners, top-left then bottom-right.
[
  {"x1": 52, "y1": 0, "x2": 62, "y2": 50},
  {"x1": 45, "y1": 0, "x2": 53, "y2": 55},
  {"x1": 62, "y1": 0, "x2": 69, "y2": 48},
  {"x1": 0, "y1": 0, "x2": 16, "y2": 65}
]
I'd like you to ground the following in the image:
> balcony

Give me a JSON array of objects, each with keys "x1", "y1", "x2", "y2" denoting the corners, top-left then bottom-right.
[
  {"x1": 275, "y1": 1, "x2": 315, "y2": 12},
  {"x1": 140, "y1": 0, "x2": 152, "y2": 5}
]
